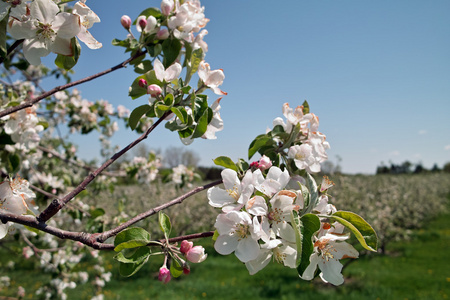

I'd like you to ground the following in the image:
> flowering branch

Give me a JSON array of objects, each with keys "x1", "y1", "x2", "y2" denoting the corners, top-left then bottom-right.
[
  {"x1": 0, "y1": 49, "x2": 146, "y2": 119},
  {"x1": 37, "y1": 110, "x2": 169, "y2": 223}
]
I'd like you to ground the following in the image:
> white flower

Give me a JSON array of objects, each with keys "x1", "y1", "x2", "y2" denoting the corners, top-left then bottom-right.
[
  {"x1": 154, "y1": 58, "x2": 182, "y2": 82},
  {"x1": 208, "y1": 169, "x2": 253, "y2": 211},
  {"x1": 0, "y1": 177, "x2": 36, "y2": 239},
  {"x1": 72, "y1": 1, "x2": 102, "y2": 49},
  {"x1": 245, "y1": 240, "x2": 297, "y2": 275},
  {"x1": 214, "y1": 210, "x2": 261, "y2": 263},
  {"x1": 202, "y1": 97, "x2": 223, "y2": 140},
  {"x1": 168, "y1": 0, "x2": 209, "y2": 42},
  {"x1": 300, "y1": 233, "x2": 359, "y2": 286},
  {"x1": 198, "y1": 61, "x2": 226, "y2": 95},
  {"x1": 7, "y1": 0, "x2": 82, "y2": 65},
  {"x1": 252, "y1": 166, "x2": 290, "y2": 198},
  {"x1": 288, "y1": 144, "x2": 321, "y2": 173}
]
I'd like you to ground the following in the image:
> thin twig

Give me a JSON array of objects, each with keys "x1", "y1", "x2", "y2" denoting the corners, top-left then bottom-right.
[
  {"x1": 37, "y1": 145, "x2": 126, "y2": 177},
  {"x1": 0, "y1": 50, "x2": 146, "y2": 118}
]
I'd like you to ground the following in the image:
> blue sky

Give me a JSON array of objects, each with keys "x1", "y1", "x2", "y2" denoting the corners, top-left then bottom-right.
[{"x1": 46, "y1": 0, "x2": 450, "y2": 174}]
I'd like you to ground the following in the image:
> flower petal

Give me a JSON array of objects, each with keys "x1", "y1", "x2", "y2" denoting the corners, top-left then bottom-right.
[
  {"x1": 235, "y1": 237, "x2": 259, "y2": 262},
  {"x1": 214, "y1": 234, "x2": 238, "y2": 255}
]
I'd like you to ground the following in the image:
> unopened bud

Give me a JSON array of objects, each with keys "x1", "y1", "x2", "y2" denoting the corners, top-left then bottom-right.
[
  {"x1": 186, "y1": 246, "x2": 207, "y2": 263},
  {"x1": 138, "y1": 78, "x2": 148, "y2": 88},
  {"x1": 138, "y1": 16, "x2": 147, "y2": 31},
  {"x1": 156, "y1": 28, "x2": 169, "y2": 40},
  {"x1": 158, "y1": 267, "x2": 171, "y2": 284},
  {"x1": 161, "y1": 0, "x2": 174, "y2": 16},
  {"x1": 258, "y1": 155, "x2": 272, "y2": 171},
  {"x1": 120, "y1": 15, "x2": 131, "y2": 30},
  {"x1": 147, "y1": 84, "x2": 162, "y2": 96},
  {"x1": 180, "y1": 240, "x2": 193, "y2": 254}
]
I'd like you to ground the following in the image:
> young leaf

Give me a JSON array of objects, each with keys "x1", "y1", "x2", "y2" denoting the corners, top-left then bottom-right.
[
  {"x1": 169, "y1": 254, "x2": 184, "y2": 278},
  {"x1": 129, "y1": 105, "x2": 151, "y2": 130},
  {"x1": 118, "y1": 254, "x2": 150, "y2": 277},
  {"x1": 303, "y1": 173, "x2": 319, "y2": 215},
  {"x1": 114, "y1": 227, "x2": 151, "y2": 252},
  {"x1": 291, "y1": 213, "x2": 321, "y2": 277},
  {"x1": 162, "y1": 37, "x2": 182, "y2": 68},
  {"x1": 158, "y1": 212, "x2": 172, "y2": 239},
  {"x1": 302, "y1": 100, "x2": 310, "y2": 114},
  {"x1": 191, "y1": 108, "x2": 210, "y2": 138},
  {"x1": 0, "y1": 18, "x2": 7, "y2": 59},
  {"x1": 114, "y1": 246, "x2": 151, "y2": 264},
  {"x1": 248, "y1": 135, "x2": 273, "y2": 159},
  {"x1": 329, "y1": 211, "x2": 378, "y2": 252},
  {"x1": 213, "y1": 156, "x2": 238, "y2": 171}
]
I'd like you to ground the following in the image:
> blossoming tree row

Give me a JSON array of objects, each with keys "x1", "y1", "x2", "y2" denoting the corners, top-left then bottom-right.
[{"x1": 0, "y1": 0, "x2": 377, "y2": 298}]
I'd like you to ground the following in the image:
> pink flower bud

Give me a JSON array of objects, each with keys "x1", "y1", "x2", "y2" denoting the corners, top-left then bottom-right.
[
  {"x1": 158, "y1": 266, "x2": 171, "y2": 284},
  {"x1": 186, "y1": 246, "x2": 207, "y2": 263},
  {"x1": 138, "y1": 17, "x2": 147, "y2": 31},
  {"x1": 250, "y1": 161, "x2": 259, "y2": 169},
  {"x1": 138, "y1": 78, "x2": 148, "y2": 88},
  {"x1": 156, "y1": 28, "x2": 169, "y2": 40},
  {"x1": 161, "y1": 0, "x2": 174, "y2": 16},
  {"x1": 180, "y1": 240, "x2": 193, "y2": 254},
  {"x1": 120, "y1": 15, "x2": 131, "y2": 30},
  {"x1": 147, "y1": 84, "x2": 162, "y2": 96},
  {"x1": 183, "y1": 265, "x2": 190, "y2": 275},
  {"x1": 258, "y1": 155, "x2": 272, "y2": 170}
]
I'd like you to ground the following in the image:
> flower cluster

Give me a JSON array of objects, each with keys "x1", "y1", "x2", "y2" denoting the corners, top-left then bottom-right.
[
  {"x1": 6, "y1": 0, "x2": 101, "y2": 65},
  {"x1": 124, "y1": 153, "x2": 162, "y2": 184},
  {"x1": 0, "y1": 176, "x2": 37, "y2": 239},
  {"x1": 208, "y1": 166, "x2": 359, "y2": 285}
]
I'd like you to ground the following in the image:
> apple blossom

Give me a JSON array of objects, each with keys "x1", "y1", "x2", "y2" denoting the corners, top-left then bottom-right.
[
  {"x1": 185, "y1": 245, "x2": 207, "y2": 263},
  {"x1": 258, "y1": 155, "x2": 272, "y2": 170},
  {"x1": 156, "y1": 28, "x2": 170, "y2": 39},
  {"x1": 147, "y1": 84, "x2": 162, "y2": 96},
  {"x1": 161, "y1": 0, "x2": 174, "y2": 16},
  {"x1": 154, "y1": 58, "x2": 182, "y2": 83},
  {"x1": 198, "y1": 61, "x2": 227, "y2": 95},
  {"x1": 252, "y1": 166, "x2": 290, "y2": 198},
  {"x1": 136, "y1": 15, "x2": 157, "y2": 34},
  {"x1": 207, "y1": 169, "x2": 253, "y2": 210},
  {"x1": 287, "y1": 144, "x2": 321, "y2": 173},
  {"x1": 214, "y1": 210, "x2": 261, "y2": 262},
  {"x1": 7, "y1": 0, "x2": 82, "y2": 65},
  {"x1": 300, "y1": 233, "x2": 359, "y2": 286},
  {"x1": 72, "y1": 1, "x2": 102, "y2": 49},
  {"x1": 167, "y1": 0, "x2": 209, "y2": 42}
]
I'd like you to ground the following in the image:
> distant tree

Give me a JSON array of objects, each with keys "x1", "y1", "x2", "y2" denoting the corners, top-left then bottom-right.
[
  {"x1": 443, "y1": 162, "x2": 450, "y2": 173},
  {"x1": 164, "y1": 146, "x2": 200, "y2": 168},
  {"x1": 431, "y1": 164, "x2": 441, "y2": 173}
]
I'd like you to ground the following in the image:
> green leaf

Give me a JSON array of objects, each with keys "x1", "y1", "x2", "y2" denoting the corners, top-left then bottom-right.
[
  {"x1": 303, "y1": 173, "x2": 319, "y2": 215},
  {"x1": 114, "y1": 246, "x2": 151, "y2": 264},
  {"x1": 302, "y1": 100, "x2": 310, "y2": 114},
  {"x1": 170, "y1": 107, "x2": 187, "y2": 124},
  {"x1": 158, "y1": 212, "x2": 172, "y2": 238},
  {"x1": 169, "y1": 254, "x2": 184, "y2": 278},
  {"x1": 54, "y1": 37, "x2": 81, "y2": 70},
  {"x1": 134, "y1": 8, "x2": 162, "y2": 22},
  {"x1": 162, "y1": 37, "x2": 182, "y2": 68},
  {"x1": 133, "y1": 60, "x2": 153, "y2": 74},
  {"x1": 6, "y1": 153, "x2": 20, "y2": 173},
  {"x1": 112, "y1": 38, "x2": 130, "y2": 48},
  {"x1": 291, "y1": 212, "x2": 321, "y2": 276},
  {"x1": 185, "y1": 48, "x2": 203, "y2": 83},
  {"x1": 213, "y1": 156, "x2": 238, "y2": 171},
  {"x1": 118, "y1": 255, "x2": 149, "y2": 277},
  {"x1": 191, "y1": 107, "x2": 210, "y2": 138},
  {"x1": 114, "y1": 227, "x2": 151, "y2": 252},
  {"x1": 329, "y1": 211, "x2": 378, "y2": 252},
  {"x1": 0, "y1": 17, "x2": 7, "y2": 59},
  {"x1": 248, "y1": 135, "x2": 274, "y2": 159},
  {"x1": 129, "y1": 105, "x2": 151, "y2": 130}
]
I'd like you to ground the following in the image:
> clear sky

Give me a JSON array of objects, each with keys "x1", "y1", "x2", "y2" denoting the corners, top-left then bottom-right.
[{"x1": 45, "y1": 0, "x2": 450, "y2": 174}]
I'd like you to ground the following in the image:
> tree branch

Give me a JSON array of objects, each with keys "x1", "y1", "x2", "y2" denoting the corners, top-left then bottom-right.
[
  {"x1": 0, "y1": 180, "x2": 222, "y2": 250},
  {"x1": 37, "y1": 111, "x2": 170, "y2": 223},
  {"x1": 0, "y1": 50, "x2": 146, "y2": 119}
]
